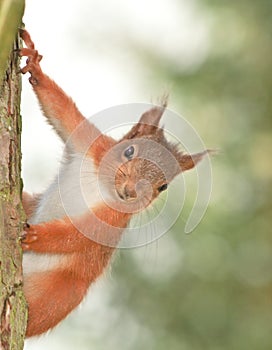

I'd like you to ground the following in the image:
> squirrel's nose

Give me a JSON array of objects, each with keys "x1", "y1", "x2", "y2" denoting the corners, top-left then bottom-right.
[
  {"x1": 118, "y1": 182, "x2": 137, "y2": 201},
  {"x1": 124, "y1": 183, "x2": 137, "y2": 200}
]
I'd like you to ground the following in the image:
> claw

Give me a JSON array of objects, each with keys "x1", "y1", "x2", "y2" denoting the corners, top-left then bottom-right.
[
  {"x1": 19, "y1": 28, "x2": 35, "y2": 49},
  {"x1": 21, "y1": 223, "x2": 38, "y2": 249},
  {"x1": 23, "y1": 222, "x2": 30, "y2": 229},
  {"x1": 18, "y1": 28, "x2": 25, "y2": 35},
  {"x1": 19, "y1": 222, "x2": 30, "y2": 239}
]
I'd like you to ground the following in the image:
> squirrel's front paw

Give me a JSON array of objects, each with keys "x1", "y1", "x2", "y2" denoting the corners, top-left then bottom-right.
[
  {"x1": 21, "y1": 223, "x2": 38, "y2": 251},
  {"x1": 18, "y1": 29, "x2": 43, "y2": 85}
]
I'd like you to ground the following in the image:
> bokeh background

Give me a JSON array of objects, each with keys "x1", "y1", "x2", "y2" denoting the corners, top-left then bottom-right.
[{"x1": 22, "y1": 0, "x2": 272, "y2": 349}]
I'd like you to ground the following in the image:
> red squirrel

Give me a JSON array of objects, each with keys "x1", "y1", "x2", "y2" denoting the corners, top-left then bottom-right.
[{"x1": 19, "y1": 29, "x2": 210, "y2": 337}]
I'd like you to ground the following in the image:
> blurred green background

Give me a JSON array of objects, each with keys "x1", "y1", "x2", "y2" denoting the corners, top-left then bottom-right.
[
  {"x1": 22, "y1": 0, "x2": 271, "y2": 349},
  {"x1": 107, "y1": 2, "x2": 272, "y2": 349}
]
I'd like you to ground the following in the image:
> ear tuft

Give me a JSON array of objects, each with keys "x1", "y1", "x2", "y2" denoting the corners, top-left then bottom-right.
[{"x1": 158, "y1": 92, "x2": 169, "y2": 109}]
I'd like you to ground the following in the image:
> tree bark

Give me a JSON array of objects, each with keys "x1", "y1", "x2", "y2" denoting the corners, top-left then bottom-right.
[{"x1": 0, "y1": 1, "x2": 27, "y2": 349}]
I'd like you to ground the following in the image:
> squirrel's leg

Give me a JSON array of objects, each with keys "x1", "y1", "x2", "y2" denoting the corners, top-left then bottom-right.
[
  {"x1": 24, "y1": 270, "x2": 89, "y2": 337},
  {"x1": 22, "y1": 217, "x2": 91, "y2": 253},
  {"x1": 21, "y1": 207, "x2": 130, "y2": 253}
]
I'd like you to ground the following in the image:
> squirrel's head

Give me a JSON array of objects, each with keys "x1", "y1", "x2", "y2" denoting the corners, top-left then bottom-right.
[{"x1": 96, "y1": 101, "x2": 211, "y2": 211}]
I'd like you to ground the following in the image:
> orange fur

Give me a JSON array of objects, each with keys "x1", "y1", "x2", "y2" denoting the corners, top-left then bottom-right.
[
  {"x1": 22, "y1": 205, "x2": 131, "y2": 254},
  {"x1": 22, "y1": 203, "x2": 131, "y2": 336},
  {"x1": 25, "y1": 271, "x2": 92, "y2": 337}
]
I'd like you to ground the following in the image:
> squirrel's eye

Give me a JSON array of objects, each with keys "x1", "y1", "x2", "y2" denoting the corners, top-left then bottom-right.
[
  {"x1": 158, "y1": 183, "x2": 168, "y2": 192},
  {"x1": 124, "y1": 146, "x2": 135, "y2": 160}
]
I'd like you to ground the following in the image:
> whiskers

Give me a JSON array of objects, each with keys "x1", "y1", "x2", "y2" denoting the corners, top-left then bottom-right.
[{"x1": 122, "y1": 193, "x2": 167, "y2": 248}]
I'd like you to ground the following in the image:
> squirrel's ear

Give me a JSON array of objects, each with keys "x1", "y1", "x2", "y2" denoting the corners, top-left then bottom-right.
[
  {"x1": 178, "y1": 150, "x2": 213, "y2": 172},
  {"x1": 122, "y1": 94, "x2": 168, "y2": 140},
  {"x1": 122, "y1": 105, "x2": 166, "y2": 139},
  {"x1": 138, "y1": 105, "x2": 165, "y2": 126}
]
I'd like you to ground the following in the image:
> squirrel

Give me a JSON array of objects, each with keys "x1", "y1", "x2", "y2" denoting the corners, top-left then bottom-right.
[{"x1": 18, "y1": 29, "x2": 211, "y2": 337}]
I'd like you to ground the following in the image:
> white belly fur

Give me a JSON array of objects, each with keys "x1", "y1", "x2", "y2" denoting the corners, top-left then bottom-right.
[{"x1": 23, "y1": 154, "x2": 112, "y2": 275}]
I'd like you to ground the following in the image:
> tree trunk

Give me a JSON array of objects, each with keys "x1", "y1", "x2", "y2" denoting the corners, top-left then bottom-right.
[{"x1": 0, "y1": 1, "x2": 27, "y2": 349}]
